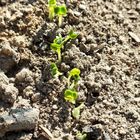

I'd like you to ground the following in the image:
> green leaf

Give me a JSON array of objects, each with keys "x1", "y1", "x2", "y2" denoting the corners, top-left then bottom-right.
[
  {"x1": 48, "y1": 0, "x2": 56, "y2": 6},
  {"x1": 50, "y1": 43, "x2": 61, "y2": 51},
  {"x1": 76, "y1": 132, "x2": 87, "y2": 140},
  {"x1": 54, "y1": 34, "x2": 63, "y2": 44},
  {"x1": 68, "y1": 29, "x2": 78, "y2": 39},
  {"x1": 50, "y1": 35, "x2": 64, "y2": 61},
  {"x1": 50, "y1": 62, "x2": 62, "y2": 77},
  {"x1": 69, "y1": 68, "x2": 80, "y2": 82},
  {"x1": 72, "y1": 107, "x2": 80, "y2": 120},
  {"x1": 67, "y1": 68, "x2": 80, "y2": 88},
  {"x1": 69, "y1": 68, "x2": 80, "y2": 77},
  {"x1": 64, "y1": 89, "x2": 78, "y2": 104},
  {"x1": 72, "y1": 103, "x2": 84, "y2": 120},
  {"x1": 54, "y1": 5, "x2": 67, "y2": 16}
]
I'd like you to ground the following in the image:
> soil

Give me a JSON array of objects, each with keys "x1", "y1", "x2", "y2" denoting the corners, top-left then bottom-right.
[{"x1": 0, "y1": 0, "x2": 140, "y2": 140}]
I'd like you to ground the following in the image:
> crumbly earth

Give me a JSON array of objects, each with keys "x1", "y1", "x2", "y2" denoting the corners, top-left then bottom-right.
[{"x1": 0, "y1": 0, "x2": 140, "y2": 140}]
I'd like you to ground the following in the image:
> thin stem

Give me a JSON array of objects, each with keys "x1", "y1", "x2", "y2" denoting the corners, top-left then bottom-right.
[
  {"x1": 49, "y1": 6, "x2": 55, "y2": 20},
  {"x1": 58, "y1": 15, "x2": 63, "y2": 26},
  {"x1": 63, "y1": 36, "x2": 70, "y2": 44},
  {"x1": 57, "y1": 49, "x2": 61, "y2": 62},
  {"x1": 69, "y1": 81, "x2": 75, "y2": 89},
  {"x1": 67, "y1": 76, "x2": 71, "y2": 88}
]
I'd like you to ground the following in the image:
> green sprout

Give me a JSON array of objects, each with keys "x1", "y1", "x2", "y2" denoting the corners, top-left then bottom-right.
[
  {"x1": 54, "y1": 5, "x2": 67, "y2": 26},
  {"x1": 50, "y1": 34, "x2": 63, "y2": 62},
  {"x1": 64, "y1": 89, "x2": 78, "y2": 104},
  {"x1": 50, "y1": 30, "x2": 78, "y2": 62},
  {"x1": 50, "y1": 62, "x2": 62, "y2": 78},
  {"x1": 63, "y1": 29, "x2": 78, "y2": 43},
  {"x1": 76, "y1": 132, "x2": 87, "y2": 140},
  {"x1": 67, "y1": 68, "x2": 80, "y2": 89},
  {"x1": 72, "y1": 103, "x2": 85, "y2": 120},
  {"x1": 48, "y1": 0, "x2": 56, "y2": 20}
]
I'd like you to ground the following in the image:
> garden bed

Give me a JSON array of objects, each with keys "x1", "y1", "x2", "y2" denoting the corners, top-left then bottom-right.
[{"x1": 0, "y1": 0, "x2": 140, "y2": 140}]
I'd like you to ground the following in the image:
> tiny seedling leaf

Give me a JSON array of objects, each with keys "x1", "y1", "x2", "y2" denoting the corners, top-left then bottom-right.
[
  {"x1": 48, "y1": 0, "x2": 56, "y2": 6},
  {"x1": 50, "y1": 43, "x2": 61, "y2": 51},
  {"x1": 63, "y1": 29, "x2": 78, "y2": 43},
  {"x1": 50, "y1": 41, "x2": 62, "y2": 62},
  {"x1": 68, "y1": 68, "x2": 80, "y2": 88},
  {"x1": 69, "y1": 68, "x2": 80, "y2": 78},
  {"x1": 54, "y1": 5, "x2": 67, "y2": 26},
  {"x1": 54, "y1": 34, "x2": 63, "y2": 45},
  {"x1": 76, "y1": 132, "x2": 87, "y2": 140},
  {"x1": 48, "y1": 0, "x2": 56, "y2": 20},
  {"x1": 64, "y1": 89, "x2": 78, "y2": 104},
  {"x1": 54, "y1": 5, "x2": 67, "y2": 16},
  {"x1": 72, "y1": 103, "x2": 84, "y2": 120},
  {"x1": 68, "y1": 29, "x2": 78, "y2": 39},
  {"x1": 50, "y1": 62, "x2": 62, "y2": 77}
]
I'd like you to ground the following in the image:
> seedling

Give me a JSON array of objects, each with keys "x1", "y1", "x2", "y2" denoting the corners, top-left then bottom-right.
[
  {"x1": 67, "y1": 68, "x2": 80, "y2": 89},
  {"x1": 54, "y1": 5, "x2": 67, "y2": 26},
  {"x1": 50, "y1": 30, "x2": 78, "y2": 61},
  {"x1": 76, "y1": 132, "x2": 87, "y2": 140},
  {"x1": 48, "y1": 0, "x2": 56, "y2": 20},
  {"x1": 72, "y1": 103, "x2": 84, "y2": 120},
  {"x1": 63, "y1": 29, "x2": 78, "y2": 43},
  {"x1": 50, "y1": 34, "x2": 63, "y2": 62},
  {"x1": 64, "y1": 89, "x2": 78, "y2": 104},
  {"x1": 50, "y1": 62, "x2": 62, "y2": 78},
  {"x1": 53, "y1": 34, "x2": 64, "y2": 47}
]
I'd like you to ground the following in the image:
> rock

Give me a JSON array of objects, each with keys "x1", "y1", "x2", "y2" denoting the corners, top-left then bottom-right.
[
  {"x1": 136, "y1": 2, "x2": 140, "y2": 11},
  {"x1": 73, "y1": 11, "x2": 81, "y2": 17},
  {"x1": 23, "y1": 86, "x2": 34, "y2": 98},
  {"x1": 86, "y1": 35, "x2": 93, "y2": 43},
  {"x1": 0, "y1": 107, "x2": 39, "y2": 137},
  {"x1": 128, "y1": 32, "x2": 140, "y2": 43},
  {"x1": 0, "y1": 41, "x2": 20, "y2": 73},
  {"x1": 103, "y1": 132, "x2": 111, "y2": 140},
  {"x1": 31, "y1": 92, "x2": 41, "y2": 102},
  {"x1": 79, "y1": 4, "x2": 86, "y2": 10},
  {"x1": 12, "y1": 35, "x2": 27, "y2": 48},
  {"x1": 119, "y1": 128, "x2": 126, "y2": 135},
  {"x1": 15, "y1": 68, "x2": 34, "y2": 88},
  {"x1": 1, "y1": 83, "x2": 18, "y2": 104},
  {"x1": 0, "y1": 72, "x2": 18, "y2": 104},
  {"x1": 0, "y1": 71, "x2": 9, "y2": 85}
]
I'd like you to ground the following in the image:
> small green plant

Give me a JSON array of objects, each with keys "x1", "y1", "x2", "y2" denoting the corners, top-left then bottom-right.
[
  {"x1": 50, "y1": 62, "x2": 62, "y2": 77},
  {"x1": 54, "y1": 5, "x2": 67, "y2": 26},
  {"x1": 64, "y1": 89, "x2": 78, "y2": 104},
  {"x1": 76, "y1": 132, "x2": 87, "y2": 140},
  {"x1": 50, "y1": 30, "x2": 78, "y2": 62},
  {"x1": 72, "y1": 103, "x2": 84, "y2": 120},
  {"x1": 63, "y1": 29, "x2": 78, "y2": 43},
  {"x1": 48, "y1": 0, "x2": 56, "y2": 20},
  {"x1": 67, "y1": 68, "x2": 80, "y2": 89},
  {"x1": 50, "y1": 34, "x2": 63, "y2": 62}
]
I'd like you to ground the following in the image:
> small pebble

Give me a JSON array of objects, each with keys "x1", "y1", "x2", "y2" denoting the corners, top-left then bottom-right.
[
  {"x1": 128, "y1": 32, "x2": 140, "y2": 43},
  {"x1": 136, "y1": 2, "x2": 140, "y2": 10},
  {"x1": 79, "y1": 4, "x2": 86, "y2": 10},
  {"x1": 52, "y1": 105, "x2": 58, "y2": 110},
  {"x1": 31, "y1": 92, "x2": 41, "y2": 102},
  {"x1": 119, "y1": 128, "x2": 126, "y2": 135},
  {"x1": 73, "y1": 11, "x2": 81, "y2": 17}
]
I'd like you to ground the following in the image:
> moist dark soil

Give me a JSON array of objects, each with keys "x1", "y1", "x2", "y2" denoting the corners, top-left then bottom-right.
[{"x1": 0, "y1": 0, "x2": 140, "y2": 140}]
